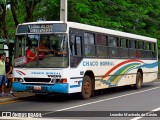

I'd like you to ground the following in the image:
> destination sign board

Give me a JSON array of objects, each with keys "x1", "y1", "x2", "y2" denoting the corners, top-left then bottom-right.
[
  {"x1": 28, "y1": 24, "x2": 53, "y2": 33},
  {"x1": 16, "y1": 23, "x2": 67, "y2": 34}
]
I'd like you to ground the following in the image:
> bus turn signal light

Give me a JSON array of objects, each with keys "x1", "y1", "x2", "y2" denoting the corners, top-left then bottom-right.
[{"x1": 61, "y1": 78, "x2": 67, "y2": 83}]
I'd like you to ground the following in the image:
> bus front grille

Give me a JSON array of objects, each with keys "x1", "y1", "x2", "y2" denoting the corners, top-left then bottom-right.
[{"x1": 24, "y1": 78, "x2": 51, "y2": 83}]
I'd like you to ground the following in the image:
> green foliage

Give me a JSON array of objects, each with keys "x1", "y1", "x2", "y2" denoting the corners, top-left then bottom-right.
[
  {"x1": 34, "y1": 0, "x2": 60, "y2": 21},
  {"x1": 6, "y1": 8, "x2": 16, "y2": 38},
  {"x1": 1, "y1": 0, "x2": 160, "y2": 57}
]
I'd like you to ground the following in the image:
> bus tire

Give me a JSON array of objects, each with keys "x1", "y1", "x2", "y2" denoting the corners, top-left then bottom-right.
[
  {"x1": 134, "y1": 72, "x2": 142, "y2": 89},
  {"x1": 81, "y1": 75, "x2": 92, "y2": 99}
]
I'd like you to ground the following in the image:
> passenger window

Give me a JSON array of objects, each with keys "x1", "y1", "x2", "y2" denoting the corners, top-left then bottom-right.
[
  {"x1": 108, "y1": 37, "x2": 119, "y2": 47},
  {"x1": 120, "y1": 38, "x2": 128, "y2": 58},
  {"x1": 108, "y1": 36, "x2": 119, "y2": 58},
  {"x1": 84, "y1": 33, "x2": 96, "y2": 56},
  {"x1": 97, "y1": 34, "x2": 108, "y2": 57}
]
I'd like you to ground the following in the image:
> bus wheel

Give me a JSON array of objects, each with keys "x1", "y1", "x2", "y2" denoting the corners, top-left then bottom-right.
[
  {"x1": 134, "y1": 72, "x2": 142, "y2": 89},
  {"x1": 81, "y1": 75, "x2": 92, "y2": 99}
]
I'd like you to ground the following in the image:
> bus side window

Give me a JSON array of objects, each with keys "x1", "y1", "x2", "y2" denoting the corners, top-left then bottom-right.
[
  {"x1": 70, "y1": 35, "x2": 75, "y2": 56},
  {"x1": 96, "y1": 34, "x2": 108, "y2": 57},
  {"x1": 75, "y1": 36, "x2": 82, "y2": 56},
  {"x1": 151, "y1": 43, "x2": 156, "y2": 59},
  {"x1": 70, "y1": 35, "x2": 82, "y2": 56},
  {"x1": 128, "y1": 40, "x2": 136, "y2": 58},
  {"x1": 144, "y1": 42, "x2": 152, "y2": 59},
  {"x1": 84, "y1": 33, "x2": 96, "y2": 56},
  {"x1": 120, "y1": 38, "x2": 128, "y2": 58},
  {"x1": 108, "y1": 36, "x2": 119, "y2": 58}
]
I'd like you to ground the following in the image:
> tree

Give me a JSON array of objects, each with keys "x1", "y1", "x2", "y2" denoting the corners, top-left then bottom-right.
[
  {"x1": 10, "y1": 0, "x2": 19, "y2": 26},
  {"x1": 34, "y1": 0, "x2": 59, "y2": 21},
  {"x1": 0, "y1": 0, "x2": 8, "y2": 40},
  {"x1": 2, "y1": 0, "x2": 160, "y2": 47},
  {"x1": 22, "y1": 0, "x2": 42, "y2": 22},
  {"x1": 9, "y1": 0, "x2": 42, "y2": 24},
  {"x1": 4, "y1": 0, "x2": 43, "y2": 38}
]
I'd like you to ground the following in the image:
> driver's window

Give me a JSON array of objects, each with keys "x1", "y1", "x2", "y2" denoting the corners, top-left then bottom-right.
[
  {"x1": 26, "y1": 35, "x2": 39, "y2": 55},
  {"x1": 38, "y1": 34, "x2": 68, "y2": 57}
]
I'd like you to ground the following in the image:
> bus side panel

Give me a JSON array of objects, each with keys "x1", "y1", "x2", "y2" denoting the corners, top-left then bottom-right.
[
  {"x1": 68, "y1": 67, "x2": 83, "y2": 93},
  {"x1": 143, "y1": 73, "x2": 158, "y2": 83},
  {"x1": 68, "y1": 59, "x2": 158, "y2": 93},
  {"x1": 141, "y1": 60, "x2": 158, "y2": 83}
]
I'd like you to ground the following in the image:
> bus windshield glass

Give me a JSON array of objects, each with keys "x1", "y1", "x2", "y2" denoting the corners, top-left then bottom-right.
[{"x1": 14, "y1": 33, "x2": 68, "y2": 68}]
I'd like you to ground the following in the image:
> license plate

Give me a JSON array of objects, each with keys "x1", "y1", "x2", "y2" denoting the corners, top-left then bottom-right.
[{"x1": 34, "y1": 86, "x2": 41, "y2": 91}]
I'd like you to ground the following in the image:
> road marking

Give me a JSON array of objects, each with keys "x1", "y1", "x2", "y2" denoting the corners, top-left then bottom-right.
[
  {"x1": 42, "y1": 86, "x2": 160, "y2": 116},
  {"x1": 130, "y1": 107, "x2": 160, "y2": 120}
]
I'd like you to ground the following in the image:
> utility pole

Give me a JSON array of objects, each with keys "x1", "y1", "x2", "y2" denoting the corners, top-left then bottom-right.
[{"x1": 60, "y1": 0, "x2": 67, "y2": 22}]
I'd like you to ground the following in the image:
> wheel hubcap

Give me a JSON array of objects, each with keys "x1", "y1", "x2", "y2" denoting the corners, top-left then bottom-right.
[
  {"x1": 138, "y1": 77, "x2": 141, "y2": 87},
  {"x1": 84, "y1": 81, "x2": 90, "y2": 94}
]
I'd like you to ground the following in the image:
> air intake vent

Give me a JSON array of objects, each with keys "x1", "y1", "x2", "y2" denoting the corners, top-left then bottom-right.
[{"x1": 24, "y1": 78, "x2": 51, "y2": 83}]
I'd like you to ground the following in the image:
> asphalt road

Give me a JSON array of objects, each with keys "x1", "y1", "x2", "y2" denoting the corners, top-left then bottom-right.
[{"x1": 0, "y1": 79, "x2": 160, "y2": 120}]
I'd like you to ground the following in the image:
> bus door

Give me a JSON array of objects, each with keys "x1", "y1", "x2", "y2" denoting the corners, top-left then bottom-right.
[{"x1": 69, "y1": 29, "x2": 83, "y2": 68}]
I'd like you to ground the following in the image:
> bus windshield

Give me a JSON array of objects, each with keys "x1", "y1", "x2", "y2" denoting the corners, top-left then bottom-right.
[{"x1": 14, "y1": 33, "x2": 68, "y2": 68}]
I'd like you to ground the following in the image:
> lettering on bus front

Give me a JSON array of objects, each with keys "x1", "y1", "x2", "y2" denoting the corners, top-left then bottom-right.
[
  {"x1": 31, "y1": 72, "x2": 61, "y2": 75},
  {"x1": 83, "y1": 61, "x2": 114, "y2": 66}
]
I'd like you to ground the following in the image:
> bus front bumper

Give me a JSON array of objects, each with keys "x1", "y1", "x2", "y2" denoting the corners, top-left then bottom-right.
[{"x1": 12, "y1": 82, "x2": 69, "y2": 94}]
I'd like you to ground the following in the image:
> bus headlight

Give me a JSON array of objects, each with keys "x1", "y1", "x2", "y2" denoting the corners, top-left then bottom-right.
[{"x1": 14, "y1": 78, "x2": 24, "y2": 82}]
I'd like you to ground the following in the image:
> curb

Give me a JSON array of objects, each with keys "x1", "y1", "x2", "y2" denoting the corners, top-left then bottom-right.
[{"x1": 0, "y1": 94, "x2": 34, "y2": 103}]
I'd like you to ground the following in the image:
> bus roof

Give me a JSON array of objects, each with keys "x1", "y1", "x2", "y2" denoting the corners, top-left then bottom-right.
[{"x1": 20, "y1": 21, "x2": 156, "y2": 42}]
